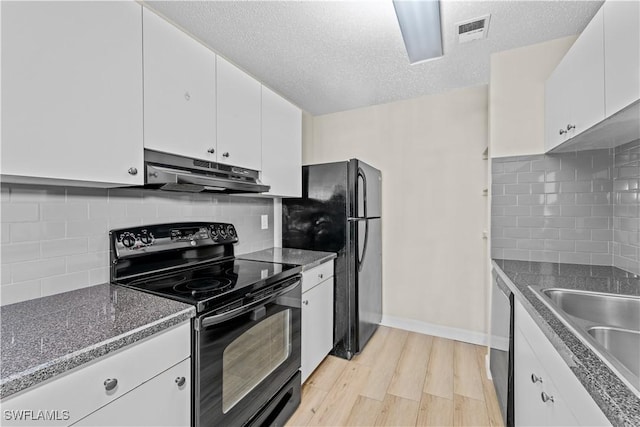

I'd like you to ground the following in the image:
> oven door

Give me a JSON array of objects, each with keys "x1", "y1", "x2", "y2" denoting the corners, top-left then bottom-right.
[{"x1": 194, "y1": 278, "x2": 301, "y2": 427}]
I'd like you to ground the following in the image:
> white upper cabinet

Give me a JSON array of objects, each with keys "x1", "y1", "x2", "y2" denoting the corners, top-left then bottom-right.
[
  {"x1": 216, "y1": 56, "x2": 262, "y2": 171},
  {"x1": 545, "y1": 7, "x2": 605, "y2": 152},
  {"x1": 604, "y1": 0, "x2": 640, "y2": 116},
  {"x1": 261, "y1": 87, "x2": 302, "y2": 197},
  {"x1": 143, "y1": 8, "x2": 217, "y2": 162},
  {"x1": 1, "y1": 1, "x2": 144, "y2": 186}
]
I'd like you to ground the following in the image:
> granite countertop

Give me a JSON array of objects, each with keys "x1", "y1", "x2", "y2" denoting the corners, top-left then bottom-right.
[
  {"x1": 0, "y1": 283, "x2": 195, "y2": 399},
  {"x1": 492, "y1": 259, "x2": 640, "y2": 426},
  {"x1": 237, "y1": 247, "x2": 337, "y2": 271}
]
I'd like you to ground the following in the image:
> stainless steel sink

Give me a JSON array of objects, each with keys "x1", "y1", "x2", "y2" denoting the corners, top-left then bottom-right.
[
  {"x1": 588, "y1": 327, "x2": 640, "y2": 377},
  {"x1": 542, "y1": 288, "x2": 640, "y2": 330},
  {"x1": 530, "y1": 287, "x2": 640, "y2": 395}
]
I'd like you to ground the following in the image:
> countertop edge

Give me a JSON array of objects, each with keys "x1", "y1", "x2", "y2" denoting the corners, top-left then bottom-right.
[
  {"x1": 236, "y1": 248, "x2": 337, "y2": 271},
  {"x1": 0, "y1": 306, "x2": 194, "y2": 400},
  {"x1": 299, "y1": 254, "x2": 337, "y2": 271},
  {"x1": 491, "y1": 260, "x2": 638, "y2": 427}
]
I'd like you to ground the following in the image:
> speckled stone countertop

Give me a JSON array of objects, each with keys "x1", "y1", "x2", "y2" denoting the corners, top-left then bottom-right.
[
  {"x1": 492, "y1": 259, "x2": 640, "y2": 426},
  {"x1": 238, "y1": 247, "x2": 337, "y2": 271},
  {"x1": 0, "y1": 284, "x2": 195, "y2": 399}
]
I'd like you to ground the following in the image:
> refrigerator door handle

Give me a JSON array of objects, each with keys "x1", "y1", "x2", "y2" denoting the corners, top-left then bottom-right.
[
  {"x1": 358, "y1": 167, "x2": 368, "y2": 218},
  {"x1": 358, "y1": 220, "x2": 369, "y2": 272}
]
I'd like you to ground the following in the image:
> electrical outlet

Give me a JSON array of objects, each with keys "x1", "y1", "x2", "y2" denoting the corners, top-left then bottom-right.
[{"x1": 261, "y1": 215, "x2": 269, "y2": 230}]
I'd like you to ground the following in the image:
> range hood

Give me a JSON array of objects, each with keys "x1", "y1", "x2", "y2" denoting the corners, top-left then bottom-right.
[{"x1": 143, "y1": 149, "x2": 270, "y2": 194}]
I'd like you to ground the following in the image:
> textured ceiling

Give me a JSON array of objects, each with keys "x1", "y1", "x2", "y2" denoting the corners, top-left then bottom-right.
[{"x1": 144, "y1": 1, "x2": 603, "y2": 115}]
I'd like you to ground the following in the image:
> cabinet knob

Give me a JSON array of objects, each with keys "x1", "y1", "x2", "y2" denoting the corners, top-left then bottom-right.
[
  {"x1": 207, "y1": 148, "x2": 215, "y2": 154},
  {"x1": 566, "y1": 124, "x2": 576, "y2": 131},
  {"x1": 303, "y1": 300, "x2": 309, "y2": 305},
  {"x1": 128, "y1": 167, "x2": 138, "y2": 175},
  {"x1": 184, "y1": 92, "x2": 191, "y2": 101},
  {"x1": 318, "y1": 273, "x2": 324, "y2": 280},
  {"x1": 540, "y1": 392, "x2": 555, "y2": 403},
  {"x1": 530, "y1": 373, "x2": 543, "y2": 384},
  {"x1": 175, "y1": 376, "x2": 186, "y2": 387},
  {"x1": 222, "y1": 152, "x2": 230, "y2": 158},
  {"x1": 559, "y1": 129, "x2": 567, "y2": 135},
  {"x1": 104, "y1": 378, "x2": 118, "y2": 391}
]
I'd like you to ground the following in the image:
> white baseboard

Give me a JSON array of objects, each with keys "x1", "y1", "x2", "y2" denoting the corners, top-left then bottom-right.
[{"x1": 380, "y1": 315, "x2": 489, "y2": 346}]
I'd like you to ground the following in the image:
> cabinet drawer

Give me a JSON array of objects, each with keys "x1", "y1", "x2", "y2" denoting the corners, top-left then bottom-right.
[
  {"x1": 2, "y1": 322, "x2": 191, "y2": 426},
  {"x1": 301, "y1": 261, "x2": 334, "y2": 294},
  {"x1": 72, "y1": 358, "x2": 190, "y2": 427}
]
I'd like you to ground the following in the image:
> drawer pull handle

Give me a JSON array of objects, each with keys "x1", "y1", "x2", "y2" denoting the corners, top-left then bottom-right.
[
  {"x1": 541, "y1": 392, "x2": 555, "y2": 403},
  {"x1": 566, "y1": 124, "x2": 575, "y2": 131},
  {"x1": 175, "y1": 377, "x2": 186, "y2": 387},
  {"x1": 104, "y1": 378, "x2": 118, "y2": 391},
  {"x1": 531, "y1": 373, "x2": 543, "y2": 384}
]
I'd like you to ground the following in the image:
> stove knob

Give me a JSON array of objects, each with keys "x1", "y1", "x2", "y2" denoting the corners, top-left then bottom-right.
[
  {"x1": 139, "y1": 230, "x2": 154, "y2": 245},
  {"x1": 226, "y1": 225, "x2": 236, "y2": 238},
  {"x1": 121, "y1": 232, "x2": 136, "y2": 248},
  {"x1": 219, "y1": 227, "x2": 228, "y2": 239}
]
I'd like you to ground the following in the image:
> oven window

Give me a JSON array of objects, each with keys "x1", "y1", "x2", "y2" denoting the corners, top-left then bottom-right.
[{"x1": 222, "y1": 309, "x2": 292, "y2": 413}]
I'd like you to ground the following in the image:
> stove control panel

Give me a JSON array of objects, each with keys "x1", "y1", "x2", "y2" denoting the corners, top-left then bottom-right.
[{"x1": 110, "y1": 222, "x2": 239, "y2": 257}]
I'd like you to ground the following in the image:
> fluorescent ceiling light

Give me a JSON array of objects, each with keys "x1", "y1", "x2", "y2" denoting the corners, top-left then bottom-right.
[{"x1": 393, "y1": 0, "x2": 443, "y2": 64}]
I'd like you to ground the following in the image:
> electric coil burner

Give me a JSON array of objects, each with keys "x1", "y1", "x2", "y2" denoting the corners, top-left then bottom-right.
[{"x1": 110, "y1": 222, "x2": 302, "y2": 427}]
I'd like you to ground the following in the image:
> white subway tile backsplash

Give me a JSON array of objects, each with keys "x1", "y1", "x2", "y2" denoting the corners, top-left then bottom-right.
[
  {"x1": 492, "y1": 142, "x2": 639, "y2": 275},
  {"x1": 1, "y1": 224, "x2": 9, "y2": 244},
  {"x1": 41, "y1": 238, "x2": 88, "y2": 258},
  {"x1": 67, "y1": 252, "x2": 108, "y2": 273},
  {"x1": 1, "y1": 184, "x2": 275, "y2": 303},
  {"x1": 10, "y1": 222, "x2": 66, "y2": 243},
  {"x1": 89, "y1": 267, "x2": 109, "y2": 286},
  {"x1": 11, "y1": 257, "x2": 66, "y2": 282},
  {"x1": 66, "y1": 219, "x2": 108, "y2": 238},
  {"x1": 1, "y1": 265, "x2": 11, "y2": 285},
  {"x1": 1, "y1": 203, "x2": 39, "y2": 223},
  {"x1": 41, "y1": 203, "x2": 88, "y2": 221},
  {"x1": 41, "y1": 271, "x2": 90, "y2": 297},
  {"x1": 1, "y1": 280, "x2": 42, "y2": 305},
  {"x1": 1, "y1": 242, "x2": 41, "y2": 264}
]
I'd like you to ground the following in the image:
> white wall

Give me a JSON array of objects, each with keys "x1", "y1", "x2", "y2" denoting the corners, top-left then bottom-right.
[
  {"x1": 490, "y1": 35, "x2": 577, "y2": 158},
  {"x1": 304, "y1": 85, "x2": 489, "y2": 343}
]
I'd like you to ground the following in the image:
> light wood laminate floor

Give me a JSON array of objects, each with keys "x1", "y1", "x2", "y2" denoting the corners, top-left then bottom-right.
[{"x1": 287, "y1": 326, "x2": 504, "y2": 427}]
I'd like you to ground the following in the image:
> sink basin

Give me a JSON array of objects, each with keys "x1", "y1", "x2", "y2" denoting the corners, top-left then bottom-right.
[
  {"x1": 542, "y1": 288, "x2": 640, "y2": 331},
  {"x1": 588, "y1": 327, "x2": 640, "y2": 378}
]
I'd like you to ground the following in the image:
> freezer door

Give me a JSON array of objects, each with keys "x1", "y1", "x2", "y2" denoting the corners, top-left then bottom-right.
[
  {"x1": 354, "y1": 217, "x2": 382, "y2": 352},
  {"x1": 350, "y1": 159, "x2": 382, "y2": 219}
]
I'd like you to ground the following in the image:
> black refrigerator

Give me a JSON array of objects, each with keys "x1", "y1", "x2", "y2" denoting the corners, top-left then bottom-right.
[{"x1": 282, "y1": 159, "x2": 382, "y2": 360}]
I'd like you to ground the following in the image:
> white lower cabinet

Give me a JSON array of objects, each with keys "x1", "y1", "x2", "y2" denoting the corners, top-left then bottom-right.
[
  {"x1": 515, "y1": 301, "x2": 610, "y2": 426},
  {"x1": 1, "y1": 322, "x2": 191, "y2": 427},
  {"x1": 72, "y1": 359, "x2": 190, "y2": 427},
  {"x1": 301, "y1": 261, "x2": 334, "y2": 383}
]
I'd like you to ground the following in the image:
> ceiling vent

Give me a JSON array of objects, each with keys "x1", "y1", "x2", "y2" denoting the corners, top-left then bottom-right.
[{"x1": 456, "y1": 15, "x2": 491, "y2": 44}]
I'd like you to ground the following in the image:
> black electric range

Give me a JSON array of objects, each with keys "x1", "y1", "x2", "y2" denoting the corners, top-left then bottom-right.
[{"x1": 110, "y1": 222, "x2": 302, "y2": 427}]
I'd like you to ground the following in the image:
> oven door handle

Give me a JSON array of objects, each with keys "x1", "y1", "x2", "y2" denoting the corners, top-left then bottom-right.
[{"x1": 200, "y1": 280, "x2": 300, "y2": 328}]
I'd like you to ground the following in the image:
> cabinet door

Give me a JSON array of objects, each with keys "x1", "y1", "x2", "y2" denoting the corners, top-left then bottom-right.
[
  {"x1": 143, "y1": 8, "x2": 217, "y2": 162},
  {"x1": 545, "y1": 57, "x2": 572, "y2": 151},
  {"x1": 564, "y1": 7, "x2": 605, "y2": 139},
  {"x1": 515, "y1": 330, "x2": 580, "y2": 427},
  {"x1": 73, "y1": 359, "x2": 190, "y2": 427},
  {"x1": 301, "y1": 278, "x2": 334, "y2": 383},
  {"x1": 515, "y1": 329, "x2": 549, "y2": 427},
  {"x1": 261, "y1": 86, "x2": 302, "y2": 197},
  {"x1": 216, "y1": 56, "x2": 262, "y2": 170},
  {"x1": 1, "y1": 1, "x2": 143, "y2": 185},
  {"x1": 604, "y1": 0, "x2": 640, "y2": 116}
]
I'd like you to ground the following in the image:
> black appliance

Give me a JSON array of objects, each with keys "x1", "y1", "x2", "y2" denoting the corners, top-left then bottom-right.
[
  {"x1": 489, "y1": 269, "x2": 514, "y2": 427},
  {"x1": 283, "y1": 159, "x2": 382, "y2": 360},
  {"x1": 109, "y1": 222, "x2": 302, "y2": 427}
]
